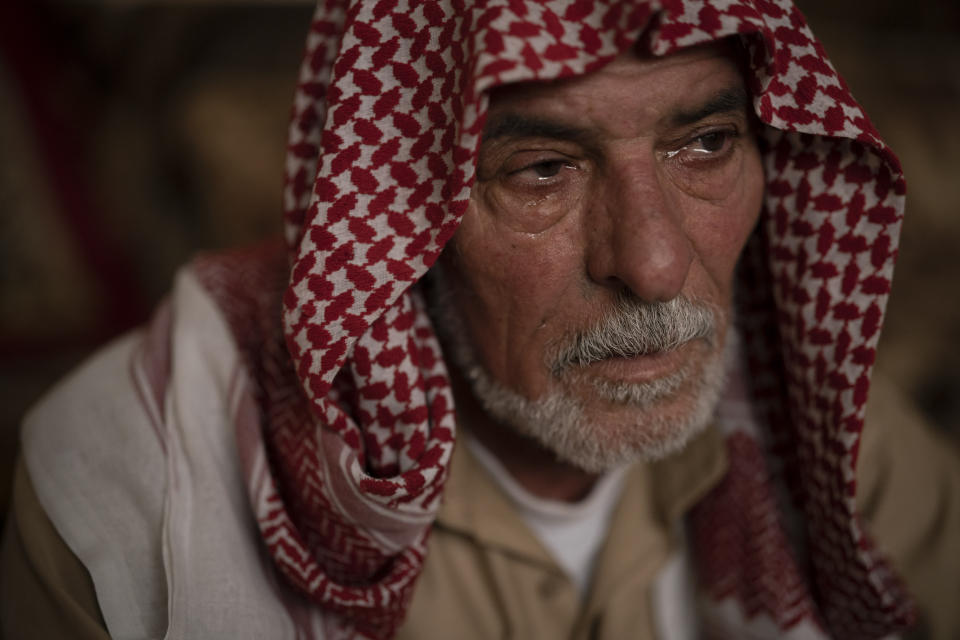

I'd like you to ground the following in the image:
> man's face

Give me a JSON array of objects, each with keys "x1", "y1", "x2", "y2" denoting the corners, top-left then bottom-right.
[{"x1": 437, "y1": 43, "x2": 764, "y2": 471}]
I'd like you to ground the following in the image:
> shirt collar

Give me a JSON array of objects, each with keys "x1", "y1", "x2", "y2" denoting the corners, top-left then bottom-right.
[{"x1": 436, "y1": 422, "x2": 728, "y2": 561}]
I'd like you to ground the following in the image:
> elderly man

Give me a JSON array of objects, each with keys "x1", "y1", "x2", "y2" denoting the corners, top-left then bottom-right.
[{"x1": 2, "y1": 1, "x2": 959, "y2": 639}]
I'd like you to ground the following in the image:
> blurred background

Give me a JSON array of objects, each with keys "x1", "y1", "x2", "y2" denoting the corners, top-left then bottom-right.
[{"x1": 1, "y1": 0, "x2": 958, "y2": 519}]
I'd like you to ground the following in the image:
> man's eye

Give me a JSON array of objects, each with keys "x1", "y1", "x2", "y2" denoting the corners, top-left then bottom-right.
[
  {"x1": 695, "y1": 131, "x2": 729, "y2": 153},
  {"x1": 518, "y1": 159, "x2": 572, "y2": 180},
  {"x1": 663, "y1": 129, "x2": 737, "y2": 164}
]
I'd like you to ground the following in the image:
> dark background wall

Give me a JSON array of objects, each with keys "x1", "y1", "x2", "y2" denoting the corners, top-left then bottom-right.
[{"x1": 1, "y1": 0, "x2": 958, "y2": 516}]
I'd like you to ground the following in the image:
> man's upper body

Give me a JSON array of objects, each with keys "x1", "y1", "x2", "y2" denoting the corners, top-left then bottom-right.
[
  {"x1": 2, "y1": 272, "x2": 958, "y2": 638},
  {"x1": 3, "y1": 0, "x2": 960, "y2": 638}
]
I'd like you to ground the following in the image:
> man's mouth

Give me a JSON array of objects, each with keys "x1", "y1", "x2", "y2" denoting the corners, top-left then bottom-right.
[
  {"x1": 565, "y1": 339, "x2": 701, "y2": 386},
  {"x1": 547, "y1": 295, "x2": 718, "y2": 380}
]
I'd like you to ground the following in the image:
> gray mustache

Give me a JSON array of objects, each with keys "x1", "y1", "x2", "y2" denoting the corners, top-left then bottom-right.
[{"x1": 549, "y1": 295, "x2": 717, "y2": 376}]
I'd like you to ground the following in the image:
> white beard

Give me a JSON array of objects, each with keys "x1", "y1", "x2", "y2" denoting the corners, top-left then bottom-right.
[{"x1": 427, "y1": 272, "x2": 731, "y2": 473}]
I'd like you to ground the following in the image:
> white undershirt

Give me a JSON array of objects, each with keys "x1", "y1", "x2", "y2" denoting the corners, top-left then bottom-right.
[{"x1": 465, "y1": 435, "x2": 629, "y2": 597}]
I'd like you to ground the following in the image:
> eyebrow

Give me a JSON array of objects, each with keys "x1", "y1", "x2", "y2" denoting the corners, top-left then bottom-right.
[
  {"x1": 481, "y1": 114, "x2": 592, "y2": 146},
  {"x1": 481, "y1": 85, "x2": 750, "y2": 144},
  {"x1": 669, "y1": 86, "x2": 749, "y2": 127}
]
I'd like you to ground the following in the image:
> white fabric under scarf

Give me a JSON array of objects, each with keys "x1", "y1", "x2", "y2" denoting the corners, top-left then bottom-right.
[
  {"x1": 22, "y1": 268, "x2": 328, "y2": 639},
  {"x1": 464, "y1": 434, "x2": 629, "y2": 597}
]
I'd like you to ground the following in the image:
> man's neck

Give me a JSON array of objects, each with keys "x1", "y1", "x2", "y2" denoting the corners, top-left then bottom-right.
[{"x1": 448, "y1": 371, "x2": 600, "y2": 503}]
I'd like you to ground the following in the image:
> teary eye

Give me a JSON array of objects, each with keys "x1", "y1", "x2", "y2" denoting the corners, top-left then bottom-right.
[
  {"x1": 659, "y1": 123, "x2": 750, "y2": 202},
  {"x1": 528, "y1": 160, "x2": 571, "y2": 179},
  {"x1": 696, "y1": 131, "x2": 728, "y2": 153},
  {"x1": 663, "y1": 128, "x2": 737, "y2": 162}
]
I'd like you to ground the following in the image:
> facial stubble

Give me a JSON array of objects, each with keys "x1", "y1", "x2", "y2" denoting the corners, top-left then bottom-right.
[{"x1": 428, "y1": 271, "x2": 730, "y2": 474}]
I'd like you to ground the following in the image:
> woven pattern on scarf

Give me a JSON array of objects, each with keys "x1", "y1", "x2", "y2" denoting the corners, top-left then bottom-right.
[{"x1": 194, "y1": 1, "x2": 917, "y2": 638}]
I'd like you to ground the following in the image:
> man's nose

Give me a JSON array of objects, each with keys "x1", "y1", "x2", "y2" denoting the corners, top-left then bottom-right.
[{"x1": 585, "y1": 161, "x2": 693, "y2": 302}]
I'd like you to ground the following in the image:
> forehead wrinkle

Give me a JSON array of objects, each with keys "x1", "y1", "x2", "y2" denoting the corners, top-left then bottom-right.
[{"x1": 482, "y1": 85, "x2": 747, "y2": 150}]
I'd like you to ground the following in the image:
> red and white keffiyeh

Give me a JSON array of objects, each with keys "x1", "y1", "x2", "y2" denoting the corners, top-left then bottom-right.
[{"x1": 194, "y1": 1, "x2": 916, "y2": 638}]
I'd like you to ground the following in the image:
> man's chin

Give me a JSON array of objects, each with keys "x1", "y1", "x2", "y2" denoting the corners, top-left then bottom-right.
[{"x1": 501, "y1": 395, "x2": 714, "y2": 474}]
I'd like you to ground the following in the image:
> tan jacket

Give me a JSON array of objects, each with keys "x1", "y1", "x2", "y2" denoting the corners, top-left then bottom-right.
[
  {"x1": 2, "y1": 377, "x2": 959, "y2": 639},
  {"x1": 399, "y1": 426, "x2": 725, "y2": 640}
]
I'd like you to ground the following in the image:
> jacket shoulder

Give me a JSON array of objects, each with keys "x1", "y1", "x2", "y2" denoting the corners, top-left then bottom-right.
[{"x1": 860, "y1": 374, "x2": 960, "y2": 640}]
